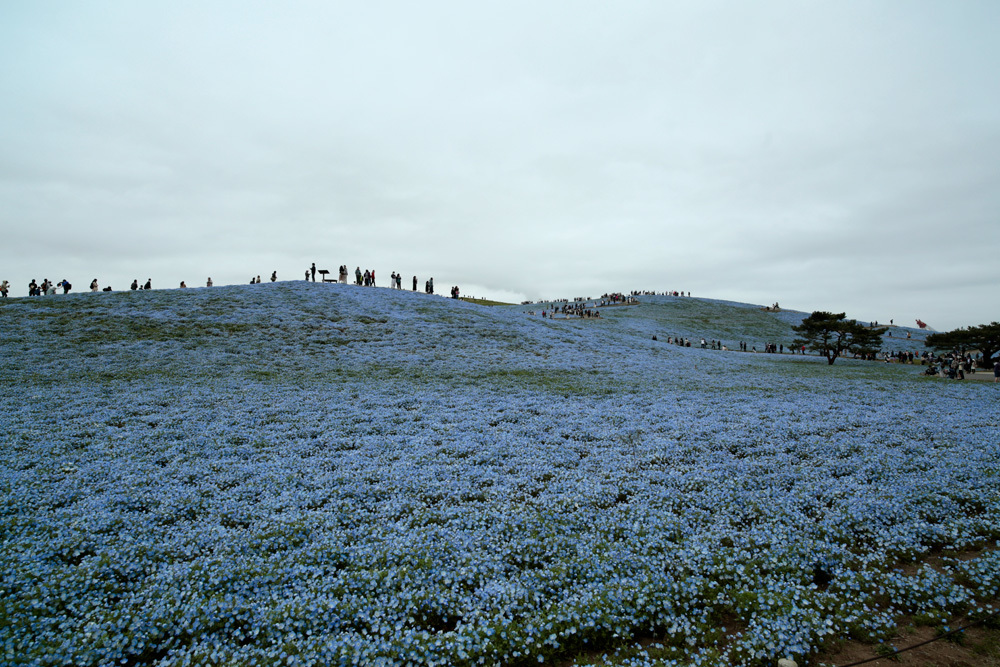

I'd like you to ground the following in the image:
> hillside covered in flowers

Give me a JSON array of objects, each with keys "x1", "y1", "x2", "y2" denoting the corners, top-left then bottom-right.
[{"x1": 1, "y1": 283, "x2": 997, "y2": 666}]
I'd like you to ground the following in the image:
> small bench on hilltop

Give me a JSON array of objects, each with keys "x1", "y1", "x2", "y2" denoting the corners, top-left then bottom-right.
[{"x1": 318, "y1": 270, "x2": 336, "y2": 283}]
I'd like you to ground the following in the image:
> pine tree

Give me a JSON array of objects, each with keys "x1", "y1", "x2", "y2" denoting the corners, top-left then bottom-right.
[{"x1": 792, "y1": 311, "x2": 887, "y2": 365}]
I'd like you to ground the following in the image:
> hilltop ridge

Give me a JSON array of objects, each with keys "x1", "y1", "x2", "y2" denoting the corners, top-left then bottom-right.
[{"x1": 0, "y1": 282, "x2": 933, "y2": 383}]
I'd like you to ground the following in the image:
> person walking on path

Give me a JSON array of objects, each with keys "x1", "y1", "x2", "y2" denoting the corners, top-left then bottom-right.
[{"x1": 310, "y1": 263, "x2": 316, "y2": 282}]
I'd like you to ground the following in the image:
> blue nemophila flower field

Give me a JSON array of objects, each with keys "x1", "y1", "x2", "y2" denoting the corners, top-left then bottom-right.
[{"x1": 1, "y1": 283, "x2": 997, "y2": 666}]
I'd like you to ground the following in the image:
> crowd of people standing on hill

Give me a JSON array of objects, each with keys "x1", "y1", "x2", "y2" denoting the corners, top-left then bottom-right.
[
  {"x1": 654, "y1": 337, "x2": 729, "y2": 350},
  {"x1": 599, "y1": 293, "x2": 639, "y2": 306},
  {"x1": 23, "y1": 278, "x2": 76, "y2": 295},
  {"x1": 4, "y1": 259, "x2": 454, "y2": 299},
  {"x1": 538, "y1": 302, "x2": 601, "y2": 319},
  {"x1": 295, "y1": 262, "x2": 442, "y2": 296},
  {"x1": 614, "y1": 290, "x2": 692, "y2": 297},
  {"x1": 526, "y1": 289, "x2": 702, "y2": 320}
]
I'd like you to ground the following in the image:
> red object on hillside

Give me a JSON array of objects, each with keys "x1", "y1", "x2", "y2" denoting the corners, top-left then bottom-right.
[{"x1": 915, "y1": 319, "x2": 928, "y2": 329}]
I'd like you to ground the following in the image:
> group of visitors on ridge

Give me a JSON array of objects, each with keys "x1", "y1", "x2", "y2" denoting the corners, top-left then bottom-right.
[
  {"x1": 17, "y1": 278, "x2": 142, "y2": 295},
  {"x1": 541, "y1": 303, "x2": 601, "y2": 319},
  {"x1": 5, "y1": 259, "x2": 456, "y2": 299},
  {"x1": 304, "y1": 262, "x2": 449, "y2": 296},
  {"x1": 527, "y1": 288, "x2": 697, "y2": 319},
  {"x1": 14, "y1": 276, "x2": 202, "y2": 294}
]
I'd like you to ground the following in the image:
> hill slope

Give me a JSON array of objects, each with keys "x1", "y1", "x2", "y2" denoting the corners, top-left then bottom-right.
[{"x1": 0, "y1": 283, "x2": 996, "y2": 667}]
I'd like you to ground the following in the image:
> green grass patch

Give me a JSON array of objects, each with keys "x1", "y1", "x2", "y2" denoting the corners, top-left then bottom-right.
[{"x1": 459, "y1": 297, "x2": 515, "y2": 306}]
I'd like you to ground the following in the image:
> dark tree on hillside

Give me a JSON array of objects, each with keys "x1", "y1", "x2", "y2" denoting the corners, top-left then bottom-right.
[
  {"x1": 849, "y1": 325, "x2": 887, "y2": 359},
  {"x1": 924, "y1": 322, "x2": 1000, "y2": 365},
  {"x1": 792, "y1": 311, "x2": 888, "y2": 365}
]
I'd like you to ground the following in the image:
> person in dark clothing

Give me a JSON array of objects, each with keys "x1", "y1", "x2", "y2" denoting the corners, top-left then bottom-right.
[
  {"x1": 143, "y1": 279, "x2": 151, "y2": 290},
  {"x1": 412, "y1": 275, "x2": 417, "y2": 291},
  {"x1": 131, "y1": 279, "x2": 138, "y2": 291},
  {"x1": 310, "y1": 263, "x2": 316, "y2": 282}
]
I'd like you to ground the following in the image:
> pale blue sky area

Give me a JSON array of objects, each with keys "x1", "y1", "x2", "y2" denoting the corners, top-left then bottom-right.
[{"x1": 2, "y1": 1, "x2": 998, "y2": 329}]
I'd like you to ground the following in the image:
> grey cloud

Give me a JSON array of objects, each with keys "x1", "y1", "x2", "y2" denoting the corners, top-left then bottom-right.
[{"x1": 1, "y1": 2, "x2": 998, "y2": 329}]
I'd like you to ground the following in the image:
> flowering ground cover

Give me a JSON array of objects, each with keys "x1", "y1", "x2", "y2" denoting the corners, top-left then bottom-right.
[{"x1": 1, "y1": 283, "x2": 998, "y2": 666}]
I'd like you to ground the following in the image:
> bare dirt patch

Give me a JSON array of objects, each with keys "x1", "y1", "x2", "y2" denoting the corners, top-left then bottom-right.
[{"x1": 815, "y1": 623, "x2": 1000, "y2": 667}]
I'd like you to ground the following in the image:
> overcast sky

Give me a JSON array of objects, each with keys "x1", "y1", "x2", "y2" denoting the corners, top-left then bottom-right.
[{"x1": 2, "y1": 1, "x2": 997, "y2": 330}]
